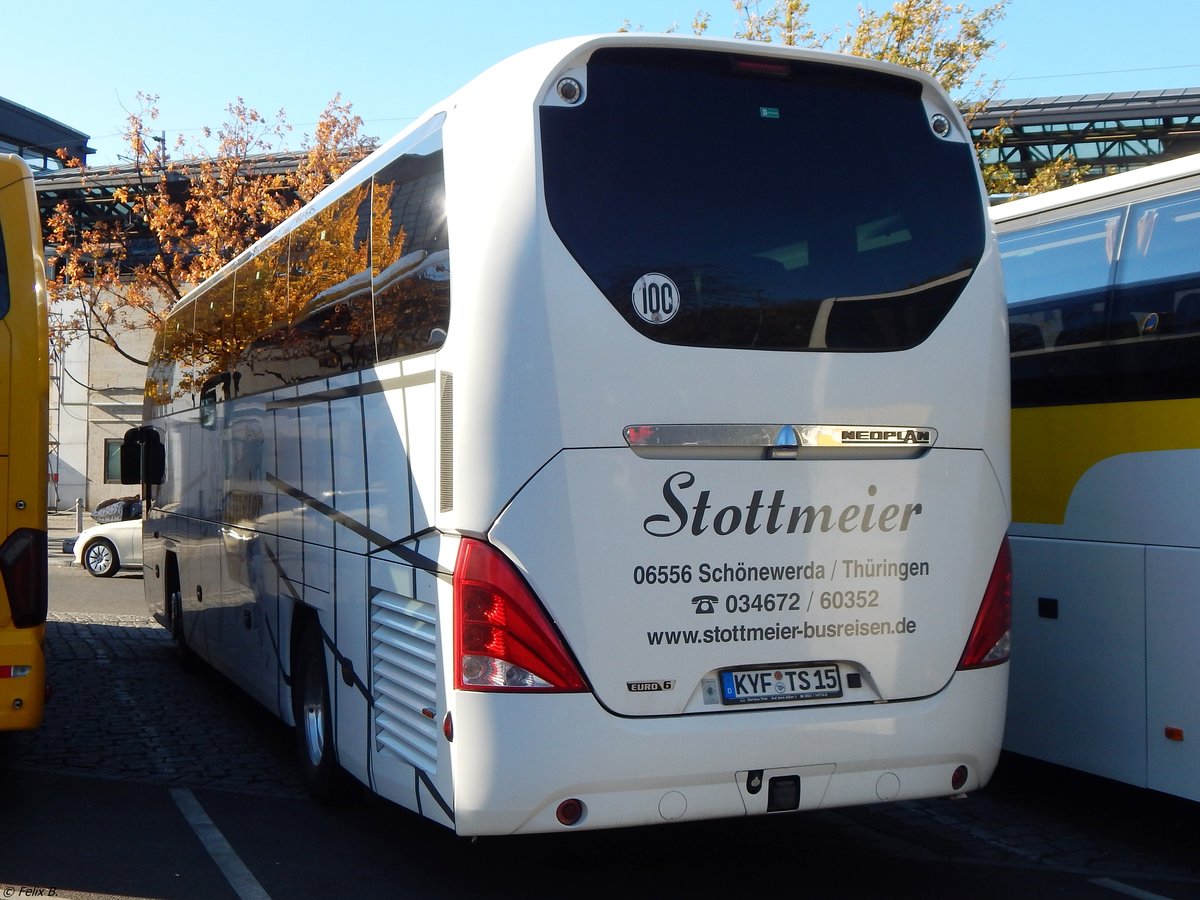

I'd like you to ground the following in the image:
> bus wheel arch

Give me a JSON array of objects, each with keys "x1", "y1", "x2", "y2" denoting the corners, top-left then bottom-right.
[
  {"x1": 163, "y1": 552, "x2": 194, "y2": 670},
  {"x1": 291, "y1": 609, "x2": 354, "y2": 803}
]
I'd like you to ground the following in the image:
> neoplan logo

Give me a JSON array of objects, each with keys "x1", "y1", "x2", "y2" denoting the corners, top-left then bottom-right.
[{"x1": 840, "y1": 429, "x2": 932, "y2": 445}]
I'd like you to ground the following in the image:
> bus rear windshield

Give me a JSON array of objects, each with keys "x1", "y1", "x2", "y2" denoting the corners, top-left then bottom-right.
[{"x1": 541, "y1": 47, "x2": 985, "y2": 351}]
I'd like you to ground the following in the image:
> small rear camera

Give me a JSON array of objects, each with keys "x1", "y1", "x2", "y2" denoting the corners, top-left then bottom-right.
[{"x1": 557, "y1": 77, "x2": 584, "y2": 105}]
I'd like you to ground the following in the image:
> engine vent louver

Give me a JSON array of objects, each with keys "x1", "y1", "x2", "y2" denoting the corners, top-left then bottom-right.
[{"x1": 371, "y1": 587, "x2": 438, "y2": 773}]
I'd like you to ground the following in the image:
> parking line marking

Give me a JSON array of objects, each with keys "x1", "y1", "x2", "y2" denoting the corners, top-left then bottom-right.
[
  {"x1": 1090, "y1": 877, "x2": 1175, "y2": 900},
  {"x1": 171, "y1": 788, "x2": 272, "y2": 900}
]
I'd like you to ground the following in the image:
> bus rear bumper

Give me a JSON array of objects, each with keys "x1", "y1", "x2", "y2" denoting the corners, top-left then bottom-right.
[{"x1": 447, "y1": 663, "x2": 1008, "y2": 835}]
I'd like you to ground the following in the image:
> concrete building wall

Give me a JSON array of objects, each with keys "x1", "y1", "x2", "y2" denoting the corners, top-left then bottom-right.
[
  {"x1": 49, "y1": 305, "x2": 154, "y2": 517},
  {"x1": 49, "y1": 330, "x2": 89, "y2": 512}
]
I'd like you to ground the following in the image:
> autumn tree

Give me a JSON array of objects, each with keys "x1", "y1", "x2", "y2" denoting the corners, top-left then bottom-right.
[{"x1": 46, "y1": 92, "x2": 378, "y2": 366}]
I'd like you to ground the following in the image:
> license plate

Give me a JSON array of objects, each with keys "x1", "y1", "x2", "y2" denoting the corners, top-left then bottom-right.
[{"x1": 719, "y1": 663, "x2": 842, "y2": 705}]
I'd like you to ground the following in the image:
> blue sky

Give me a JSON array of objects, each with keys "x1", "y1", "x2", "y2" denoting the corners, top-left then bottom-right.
[{"x1": 7, "y1": 0, "x2": 1199, "y2": 166}]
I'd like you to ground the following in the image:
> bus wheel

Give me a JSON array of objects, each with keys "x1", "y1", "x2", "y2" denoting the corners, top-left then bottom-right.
[
  {"x1": 293, "y1": 622, "x2": 352, "y2": 803},
  {"x1": 168, "y1": 590, "x2": 194, "y2": 671}
]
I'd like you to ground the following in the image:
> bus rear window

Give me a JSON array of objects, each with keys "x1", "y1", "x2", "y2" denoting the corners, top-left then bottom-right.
[{"x1": 541, "y1": 47, "x2": 985, "y2": 351}]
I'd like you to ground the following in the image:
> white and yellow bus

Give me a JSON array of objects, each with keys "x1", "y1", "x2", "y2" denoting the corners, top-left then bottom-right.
[
  {"x1": 0, "y1": 154, "x2": 49, "y2": 731},
  {"x1": 123, "y1": 34, "x2": 1011, "y2": 835},
  {"x1": 994, "y1": 151, "x2": 1200, "y2": 802}
]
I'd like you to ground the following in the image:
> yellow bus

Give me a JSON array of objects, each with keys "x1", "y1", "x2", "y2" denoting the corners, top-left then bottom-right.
[
  {"x1": 993, "y1": 152, "x2": 1200, "y2": 801},
  {"x1": 0, "y1": 154, "x2": 49, "y2": 731}
]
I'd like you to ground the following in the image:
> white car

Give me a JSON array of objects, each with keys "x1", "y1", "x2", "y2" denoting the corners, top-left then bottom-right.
[{"x1": 73, "y1": 518, "x2": 143, "y2": 577}]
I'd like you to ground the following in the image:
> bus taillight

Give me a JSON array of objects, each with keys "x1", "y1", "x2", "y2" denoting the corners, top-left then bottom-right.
[
  {"x1": 0, "y1": 528, "x2": 48, "y2": 629},
  {"x1": 453, "y1": 538, "x2": 588, "y2": 692},
  {"x1": 958, "y1": 537, "x2": 1012, "y2": 670}
]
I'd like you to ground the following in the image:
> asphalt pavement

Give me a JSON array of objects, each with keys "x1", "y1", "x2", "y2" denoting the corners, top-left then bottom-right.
[
  {"x1": 12, "y1": 511, "x2": 1200, "y2": 899},
  {"x1": 45, "y1": 510, "x2": 147, "y2": 617}
]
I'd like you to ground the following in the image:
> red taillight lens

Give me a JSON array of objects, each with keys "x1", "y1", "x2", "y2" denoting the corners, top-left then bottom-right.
[
  {"x1": 0, "y1": 528, "x2": 48, "y2": 628},
  {"x1": 454, "y1": 539, "x2": 587, "y2": 692},
  {"x1": 958, "y1": 536, "x2": 1012, "y2": 670}
]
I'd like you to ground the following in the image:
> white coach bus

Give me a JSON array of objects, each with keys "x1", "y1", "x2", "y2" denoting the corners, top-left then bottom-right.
[
  {"x1": 993, "y1": 152, "x2": 1200, "y2": 802},
  {"x1": 123, "y1": 33, "x2": 1011, "y2": 835}
]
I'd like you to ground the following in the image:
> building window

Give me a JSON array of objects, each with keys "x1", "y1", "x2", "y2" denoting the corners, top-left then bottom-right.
[{"x1": 103, "y1": 439, "x2": 123, "y2": 483}]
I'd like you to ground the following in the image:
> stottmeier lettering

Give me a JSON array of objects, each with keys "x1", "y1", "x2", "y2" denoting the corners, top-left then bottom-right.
[{"x1": 643, "y1": 472, "x2": 923, "y2": 538}]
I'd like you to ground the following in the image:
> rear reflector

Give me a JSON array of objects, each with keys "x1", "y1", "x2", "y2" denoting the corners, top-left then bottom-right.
[{"x1": 556, "y1": 799, "x2": 585, "y2": 826}]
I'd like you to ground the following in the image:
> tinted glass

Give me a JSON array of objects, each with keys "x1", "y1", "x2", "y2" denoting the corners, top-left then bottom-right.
[
  {"x1": 231, "y1": 239, "x2": 291, "y2": 396},
  {"x1": 281, "y1": 185, "x2": 376, "y2": 381},
  {"x1": 1108, "y1": 189, "x2": 1200, "y2": 402},
  {"x1": 192, "y1": 276, "x2": 237, "y2": 395},
  {"x1": 146, "y1": 300, "x2": 194, "y2": 416},
  {"x1": 1003, "y1": 188, "x2": 1200, "y2": 407},
  {"x1": 1002, "y1": 211, "x2": 1122, "y2": 351},
  {"x1": 1001, "y1": 212, "x2": 1119, "y2": 407},
  {"x1": 220, "y1": 117, "x2": 449, "y2": 403},
  {"x1": 1117, "y1": 191, "x2": 1200, "y2": 287},
  {"x1": 541, "y1": 48, "x2": 985, "y2": 351},
  {"x1": 371, "y1": 122, "x2": 450, "y2": 361}
]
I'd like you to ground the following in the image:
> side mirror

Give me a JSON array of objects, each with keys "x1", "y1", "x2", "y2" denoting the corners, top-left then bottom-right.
[{"x1": 121, "y1": 426, "x2": 165, "y2": 486}]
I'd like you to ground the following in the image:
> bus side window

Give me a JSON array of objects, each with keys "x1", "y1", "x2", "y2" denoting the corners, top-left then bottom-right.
[
  {"x1": 1116, "y1": 191, "x2": 1200, "y2": 336},
  {"x1": 191, "y1": 276, "x2": 236, "y2": 409},
  {"x1": 1108, "y1": 190, "x2": 1200, "y2": 400},
  {"x1": 1172, "y1": 291, "x2": 1200, "y2": 334},
  {"x1": 1001, "y1": 210, "x2": 1122, "y2": 390},
  {"x1": 1002, "y1": 208, "x2": 1119, "y2": 406},
  {"x1": 371, "y1": 124, "x2": 450, "y2": 362},
  {"x1": 283, "y1": 185, "x2": 375, "y2": 382},
  {"x1": 1009, "y1": 322, "x2": 1043, "y2": 352},
  {"x1": 147, "y1": 303, "x2": 196, "y2": 416},
  {"x1": 233, "y1": 238, "x2": 291, "y2": 396},
  {"x1": 1053, "y1": 300, "x2": 1108, "y2": 347}
]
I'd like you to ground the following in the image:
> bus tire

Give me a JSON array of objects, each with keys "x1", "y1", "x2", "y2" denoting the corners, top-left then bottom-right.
[
  {"x1": 293, "y1": 621, "x2": 353, "y2": 803},
  {"x1": 168, "y1": 589, "x2": 195, "y2": 671}
]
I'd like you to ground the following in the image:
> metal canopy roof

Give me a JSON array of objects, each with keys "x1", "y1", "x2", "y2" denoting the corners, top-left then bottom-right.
[
  {"x1": 35, "y1": 153, "x2": 306, "y2": 272},
  {"x1": 970, "y1": 87, "x2": 1200, "y2": 184},
  {"x1": 0, "y1": 96, "x2": 93, "y2": 168},
  {"x1": 972, "y1": 87, "x2": 1200, "y2": 129}
]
